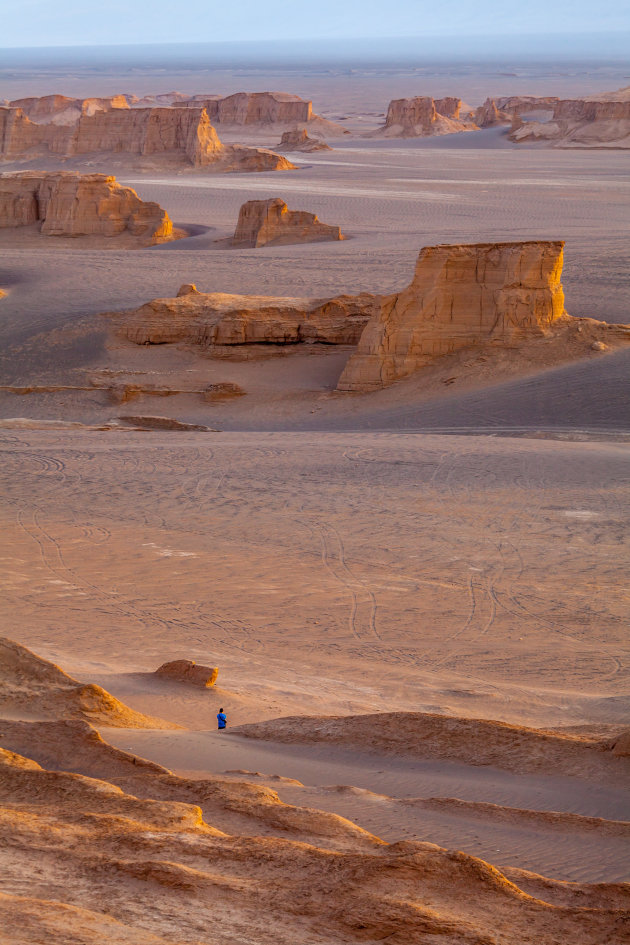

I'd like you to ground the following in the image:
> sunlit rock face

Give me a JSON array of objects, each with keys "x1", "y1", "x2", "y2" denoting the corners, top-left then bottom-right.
[
  {"x1": 0, "y1": 105, "x2": 295, "y2": 171},
  {"x1": 0, "y1": 171, "x2": 173, "y2": 241},
  {"x1": 232, "y1": 198, "x2": 343, "y2": 248},
  {"x1": 337, "y1": 241, "x2": 566, "y2": 392}
]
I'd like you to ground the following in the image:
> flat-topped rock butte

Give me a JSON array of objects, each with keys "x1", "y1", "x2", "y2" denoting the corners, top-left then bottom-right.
[{"x1": 0, "y1": 171, "x2": 175, "y2": 244}]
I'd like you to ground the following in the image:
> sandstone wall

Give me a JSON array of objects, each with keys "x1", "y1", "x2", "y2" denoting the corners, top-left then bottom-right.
[
  {"x1": 232, "y1": 198, "x2": 343, "y2": 248},
  {"x1": 0, "y1": 172, "x2": 173, "y2": 241},
  {"x1": 111, "y1": 285, "x2": 375, "y2": 348},
  {"x1": 0, "y1": 106, "x2": 294, "y2": 171},
  {"x1": 337, "y1": 241, "x2": 566, "y2": 392}
]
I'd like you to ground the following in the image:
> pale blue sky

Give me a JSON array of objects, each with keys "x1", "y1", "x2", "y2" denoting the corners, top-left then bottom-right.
[{"x1": 2, "y1": 0, "x2": 629, "y2": 47}]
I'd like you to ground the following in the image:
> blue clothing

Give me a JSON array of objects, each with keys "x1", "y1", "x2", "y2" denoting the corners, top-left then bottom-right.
[{"x1": 217, "y1": 712, "x2": 227, "y2": 730}]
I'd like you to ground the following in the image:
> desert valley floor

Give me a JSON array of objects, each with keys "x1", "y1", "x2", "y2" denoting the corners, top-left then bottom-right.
[{"x1": 1, "y1": 63, "x2": 629, "y2": 945}]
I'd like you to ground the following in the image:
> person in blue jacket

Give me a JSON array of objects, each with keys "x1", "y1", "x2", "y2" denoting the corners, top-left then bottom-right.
[{"x1": 217, "y1": 707, "x2": 227, "y2": 730}]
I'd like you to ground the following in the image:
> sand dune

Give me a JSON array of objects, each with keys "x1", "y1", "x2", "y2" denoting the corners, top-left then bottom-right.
[
  {"x1": 0, "y1": 636, "x2": 177, "y2": 728},
  {"x1": 233, "y1": 711, "x2": 629, "y2": 782}
]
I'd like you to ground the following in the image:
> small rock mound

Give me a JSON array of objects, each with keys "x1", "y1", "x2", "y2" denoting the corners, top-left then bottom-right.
[
  {"x1": 177, "y1": 283, "x2": 200, "y2": 297},
  {"x1": 154, "y1": 659, "x2": 219, "y2": 688},
  {"x1": 117, "y1": 416, "x2": 215, "y2": 431},
  {"x1": 279, "y1": 128, "x2": 332, "y2": 152},
  {"x1": 609, "y1": 731, "x2": 630, "y2": 757},
  {"x1": 233, "y1": 197, "x2": 343, "y2": 248}
]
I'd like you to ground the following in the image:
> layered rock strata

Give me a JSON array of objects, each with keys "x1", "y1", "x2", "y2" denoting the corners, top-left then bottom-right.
[
  {"x1": 337, "y1": 241, "x2": 566, "y2": 391},
  {"x1": 0, "y1": 171, "x2": 173, "y2": 242},
  {"x1": 110, "y1": 283, "x2": 375, "y2": 348},
  {"x1": 0, "y1": 106, "x2": 295, "y2": 170},
  {"x1": 380, "y1": 96, "x2": 477, "y2": 137},
  {"x1": 232, "y1": 198, "x2": 343, "y2": 248}
]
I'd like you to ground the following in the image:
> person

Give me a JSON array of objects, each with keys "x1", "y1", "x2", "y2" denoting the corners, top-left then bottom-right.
[{"x1": 217, "y1": 707, "x2": 227, "y2": 730}]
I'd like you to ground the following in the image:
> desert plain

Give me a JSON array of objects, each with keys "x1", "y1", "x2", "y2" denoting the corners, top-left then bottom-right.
[{"x1": 0, "y1": 49, "x2": 629, "y2": 945}]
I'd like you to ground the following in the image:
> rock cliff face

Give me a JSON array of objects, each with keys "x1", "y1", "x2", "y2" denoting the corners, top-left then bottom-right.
[
  {"x1": 232, "y1": 198, "x2": 343, "y2": 248},
  {"x1": 380, "y1": 96, "x2": 476, "y2": 137},
  {"x1": 278, "y1": 128, "x2": 332, "y2": 152},
  {"x1": 0, "y1": 105, "x2": 295, "y2": 171},
  {"x1": 337, "y1": 241, "x2": 566, "y2": 392},
  {"x1": 110, "y1": 284, "x2": 375, "y2": 349},
  {"x1": 0, "y1": 172, "x2": 173, "y2": 242}
]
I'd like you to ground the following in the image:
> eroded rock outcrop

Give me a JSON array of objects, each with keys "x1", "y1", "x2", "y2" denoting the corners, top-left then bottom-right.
[
  {"x1": 0, "y1": 105, "x2": 295, "y2": 171},
  {"x1": 232, "y1": 198, "x2": 343, "y2": 248},
  {"x1": 505, "y1": 88, "x2": 630, "y2": 147},
  {"x1": 337, "y1": 241, "x2": 566, "y2": 391},
  {"x1": 8, "y1": 94, "x2": 130, "y2": 125},
  {"x1": 154, "y1": 659, "x2": 219, "y2": 688},
  {"x1": 0, "y1": 171, "x2": 174, "y2": 242},
  {"x1": 182, "y1": 91, "x2": 313, "y2": 125},
  {"x1": 379, "y1": 96, "x2": 477, "y2": 137},
  {"x1": 279, "y1": 128, "x2": 332, "y2": 152},
  {"x1": 109, "y1": 285, "x2": 375, "y2": 349},
  {"x1": 474, "y1": 98, "x2": 512, "y2": 128}
]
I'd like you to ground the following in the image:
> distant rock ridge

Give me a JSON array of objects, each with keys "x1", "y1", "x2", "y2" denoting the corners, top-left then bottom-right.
[
  {"x1": 0, "y1": 171, "x2": 174, "y2": 243},
  {"x1": 378, "y1": 96, "x2": 478, "y2": 137},
  {"x1": 0, "y1": 105, "x2": 295, "y2": 171},
  {"x1": 337, "y1": 241, "x2": 567, "y2": 391},
  {"x1": 509, "y1": 90, "x2": 630, "y2": 147},
  {"x1": 232, "y1": 198, "x2": 343, "y2": 248},
  {"x1": 179, "y1": 91, "x2": 313, "y2": 125},
  {"x1": 470, "y1": 88, "x2": 630, "y2": 147},
  {"x1": 8, "y1": 93, "x2": 131, "y2": 125}
]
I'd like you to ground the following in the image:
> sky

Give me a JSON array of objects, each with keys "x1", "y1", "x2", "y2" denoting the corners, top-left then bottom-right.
[{"x1": 2, "y1": 0, "x2": 629, "y2": 47}]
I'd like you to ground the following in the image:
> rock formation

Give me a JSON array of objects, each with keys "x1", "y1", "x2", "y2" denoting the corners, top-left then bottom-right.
[
  {"x1": 109, "y1": 283, "x2": 375, "y2": 350},
  {"x1": 232, "y1": 198, "x2": 343, "y2": 248},
  {"x1": 473, "y1": 98, "x2": 512, "y2": 127},
  {"x1": 0, "y1": 105, "x2": 295, "y2": 171},
  {"x1": 379, "y1": 96, "x2": 477, "y2": 137},
  {"x1": 337, "y1": 241, "x2": 566, "y2": 391},
  {"x1": 0, "y1": 172, "x2": 174, "y2": 243},
  {"x1": 154, "y1": 659, "x2": 219, "y2": 687},
  {"x1": 278, "y1": 128, "x2": 332, "y2": 152},
  {"x1": 8, "y1": 94, "x2": 130, "y2": 124},
  {"x1": 509, "y1": 89, "x2": 630, "y2": 147},
  {"x1": 181, "y1": 91, "x2": 313, "y2": 125}
]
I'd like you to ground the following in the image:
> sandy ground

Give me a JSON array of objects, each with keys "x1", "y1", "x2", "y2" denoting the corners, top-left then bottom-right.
[{"x1": 1, "y1": 61, "x2": 629, "y2": 943}]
